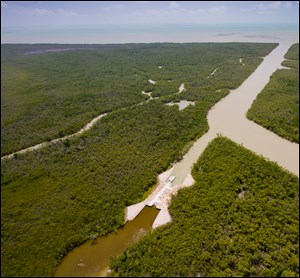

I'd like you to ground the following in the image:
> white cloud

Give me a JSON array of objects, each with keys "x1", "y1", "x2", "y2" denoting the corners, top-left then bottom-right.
[
  {"x1": 33, "y1": 7, "x2": 77, "y2": 16},
  {"x1": 102, "y1": 3, "x2": 125, "y2": 12},
  {"x1": 269, "y1": 1, "x2": 282, "y2": 9},
  {"x1": 241, "y1": 1, "x2": 287, "y2": 14},
  {"x1": 197, "y1": 8, "x2": 206, "y2": 14},
  {"x1": 283, "y1": 1, "x2": 292, "y2": 8},
  {"x1": 145, "y1": 8, "x2": 169, "y2": 16},
  {"x1": 239, "y1": 7, "x2": 249, "y2": 12},
  {"x1": 34, "y1": 8, "x2": 54, "y2": 16},
  {"x1": 57, "y1": 8, "x2": 77, "y2": 16},
  {"x1": 168, "y1": 1, "x2": 185, "y2": 13},
  {"x1": 209, "y1": 5, "x2": 228, "y2": 13},
  {"x1": 256, "y1": 1, "x2": 282, "y2": 11},
  {"x1": 1, "y1": 1, "x2": 8, "y2": 8},
  {"x1": 112, "y1": 4, "x2": 124, "y2": 9},
  {"x1": 169, "y1": 1, "x2": 180, "y2": 10}
]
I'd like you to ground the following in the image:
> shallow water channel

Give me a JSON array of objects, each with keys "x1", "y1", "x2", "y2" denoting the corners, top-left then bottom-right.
[
  {"x1": 54, "y1": 40, "x2": 299, "y2": 277},
  {"x1": 54, "y1": 206, "x2": 159, "y2": 277},
  {"x1": 171, "y1": 41, "x2": 299, "y2": 187}
]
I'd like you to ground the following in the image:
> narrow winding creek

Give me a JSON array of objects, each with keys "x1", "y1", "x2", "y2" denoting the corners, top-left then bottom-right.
[{"x1": 53, "y1": 41, "x2": 298, "y2": 277}]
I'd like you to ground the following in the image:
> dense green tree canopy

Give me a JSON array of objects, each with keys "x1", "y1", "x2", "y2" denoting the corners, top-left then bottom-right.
[
  {"x1": 2, "y1": 43, "x2": 276, "y2": 155},
  {"x1": 110, "y1": 137, "x2": 299, "y2": 277},
  {"x1": 1, "y1": 43, "x2": 278, "y2": 277},
  {"x1": 247, "y1": 43, "x2": 299, "y2": 143}
]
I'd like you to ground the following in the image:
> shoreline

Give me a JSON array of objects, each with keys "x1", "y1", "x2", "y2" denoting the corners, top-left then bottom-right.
[{"x1": 2, "y1": 25, "x2": 298, "y2": 45}]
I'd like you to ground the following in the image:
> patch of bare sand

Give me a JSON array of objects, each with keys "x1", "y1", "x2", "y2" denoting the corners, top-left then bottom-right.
[{"x1": 124, "y1": 167, "x2": 174, "y2": 222}]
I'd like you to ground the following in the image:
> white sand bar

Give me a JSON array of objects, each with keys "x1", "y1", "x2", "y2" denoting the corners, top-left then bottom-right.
[
  {"x1": 124, "y1": 167, "x2": 174, "y2": 223},
  {"x1": 125, "y1": 166, "x2": 196, "y2": 229},
  {"x1": 178, "y1": 83, "x2": 185, "y2": 93},
  {"x1": 142, "y1": 91, "x2": 153, "y2": 100},
  {"x1": 125, "y1": 201, "x2": 146, "y2": 222},
  {"x1": 151, "y1": 172, "x2": 195, "y2": 228},
  {"x1": 166, "y1": 100, "x2": 195, "y2": 111},
  {"x1": 152, "y1": 209, "x2": 172, "y2": 229},
  {"x1": 207, "y1": 68, "x2": 218, "y2": 78},
  {"x1": 148, "y1": 181, "x2": 172, "y2": 207}
]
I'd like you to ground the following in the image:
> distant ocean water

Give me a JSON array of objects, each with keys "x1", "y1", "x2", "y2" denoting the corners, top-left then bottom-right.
[{"x1": 1, "y1": 23, "x2": 299, "y2": 44}]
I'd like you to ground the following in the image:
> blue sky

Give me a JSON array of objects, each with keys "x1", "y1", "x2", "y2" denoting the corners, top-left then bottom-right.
[{"x1": 1, "y1": 1, "x2": 299, "y2": 28}]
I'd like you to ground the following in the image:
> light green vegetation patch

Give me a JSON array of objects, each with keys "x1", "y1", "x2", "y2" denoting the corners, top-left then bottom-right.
[
  {"x1": 247, "y1": 43, "x2": 299, "y2": 143},
  {"x1": 110, "y1": 136, "x2": 299, "y2": 277},
  {"x1": 1, "y1": 43, "x2": 277, "y2": 277},
  {"x1": 282, "y1": 43, "x2": 299, "y2": 70},
  {"x1": 283, "y1": 43, "x2": 299, "y2": 60}
]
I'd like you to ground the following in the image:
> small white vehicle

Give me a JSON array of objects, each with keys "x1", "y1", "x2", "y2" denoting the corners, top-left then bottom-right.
[{"x1": 168, "y1": 175, "x2": 176, "y2": 183}]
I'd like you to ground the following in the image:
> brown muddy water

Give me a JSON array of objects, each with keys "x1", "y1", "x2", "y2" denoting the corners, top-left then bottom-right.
[
  {"x1": 172, "y1": 41, "x2": 299, "y2": 187},
  {"x1": 53, "y1": 40, "x2": 299, "y2": 277},
  {"x1": 53, "y1": 205, "x2": 159, "y2": 277}
]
